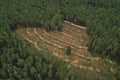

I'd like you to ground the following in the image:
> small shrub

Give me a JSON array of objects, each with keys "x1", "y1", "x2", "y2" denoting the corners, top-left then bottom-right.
[{"x1": 66, "y1": 46, "x2": 72, "y2": 55}]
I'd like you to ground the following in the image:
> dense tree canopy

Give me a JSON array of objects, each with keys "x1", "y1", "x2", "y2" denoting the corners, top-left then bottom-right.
[{"x1": 0, "y1": 0, "x2": 120, "y2": 79}]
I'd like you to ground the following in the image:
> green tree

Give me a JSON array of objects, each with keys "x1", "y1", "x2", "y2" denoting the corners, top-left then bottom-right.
[{"x1": 66, "y1": 46, "x2": 72, "y2": 55}]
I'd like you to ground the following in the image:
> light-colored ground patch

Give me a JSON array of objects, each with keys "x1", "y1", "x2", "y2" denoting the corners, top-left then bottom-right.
[{"x1": 16, "y1": 21, "x2": 117, "y2": 74}]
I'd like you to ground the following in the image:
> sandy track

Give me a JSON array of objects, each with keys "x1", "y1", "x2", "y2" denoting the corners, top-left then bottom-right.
[
  {"x1": 34, "y1": 28, "x2": 65, "y2": 50},
  {"x1": 17, "y1": 31, "x2": 41, "y2": 51},
  {"x1": 64, "y1": 20, "x2": 87, "y2": 30},
  {"x1": 42, "y1": 29, "x2": 87, "y2": 50}
]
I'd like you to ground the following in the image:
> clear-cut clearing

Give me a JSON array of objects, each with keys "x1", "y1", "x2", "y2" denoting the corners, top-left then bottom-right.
[{"x1": 16, "y1": 21, "x2": 117, "y2": 74}]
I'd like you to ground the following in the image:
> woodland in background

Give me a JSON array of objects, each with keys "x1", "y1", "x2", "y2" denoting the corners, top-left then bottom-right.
[
  {"x1": 58, "y1": 0, "x2": 120, "y2": 60},
  {"x1": 0, "y1": 0, "x2": 120, "y2": 79}
]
